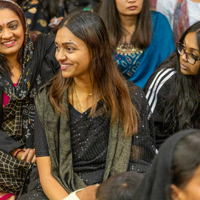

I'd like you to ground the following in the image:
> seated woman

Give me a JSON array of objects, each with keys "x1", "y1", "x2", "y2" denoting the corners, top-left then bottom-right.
[
  {"x1": 144, "y1": 21, "x2": 200, "y2": 148},
  {"x1": 99, "y1": 0, "x2": 175, "y2": 88},
  {"x1": 0, "y1": 0, "x2": 59, "y2": 199},
  {"x1": 133, "y1": 129, "x2": 200, "y2": 200},
  {"x1": 20, "y1": 11, "x2": 156, "y2": 200}
]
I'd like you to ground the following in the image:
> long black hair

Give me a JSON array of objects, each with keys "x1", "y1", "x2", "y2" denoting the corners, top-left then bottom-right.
[
  {"x1": 98, "y1": 0, "x2": 152, "y2": 49},
  {"x1": 166, "y1": 130, "x2": 200, "y2": 200},
  {"x1": 146, "y1": 21, "x2": 200, "y2": 134},
  {"x1": 171, "y1": 131, "x2": 200, "y2": 189}
]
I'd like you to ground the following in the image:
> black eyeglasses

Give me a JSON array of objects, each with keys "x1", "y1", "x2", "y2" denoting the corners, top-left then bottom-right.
[{"x1": 177, "y1": 42, "x2": 200, "y2": 65}]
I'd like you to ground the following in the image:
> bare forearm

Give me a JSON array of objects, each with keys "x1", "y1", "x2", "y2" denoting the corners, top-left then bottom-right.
[
  {"x1": 37, "y1": 157, "x2": 68, "y2": 200},
  {"x1": 40, "y1": 174, "x2": 68, "y2": 200}
]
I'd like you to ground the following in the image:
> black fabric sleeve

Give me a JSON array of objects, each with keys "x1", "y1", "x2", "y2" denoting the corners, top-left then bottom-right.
[
  {"x1": 0, "y1": 91, "x2": 23, "y2": 153},
  {"x1": 34, "y1": 109, "x2": 49, "y2": 157},
  {"x1": 0, "y1": 130, "x2": 23, "y2": 154},
  {"x1": 34, "y1": 34, "x2": 60, "y2": 85},
  {"x1": 127, "y1": 82, "x2": 156, "y2": 173},
  {"x1": 144, "y1": 69, "x2": 176, "y2": 149}
]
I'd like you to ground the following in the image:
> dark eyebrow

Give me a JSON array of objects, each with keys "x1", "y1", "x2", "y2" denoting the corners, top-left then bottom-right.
[
  {"x1": 55, "y1": 42, "x2": 77, "y2": 47},
  {"x1": 62, "y1": 42, "x2": 77, "y2": 46},
  {"x1": 190, "y1": 47, "x2": 200, "y2": 53},
  {"x1": 183, "y1": 40, "x2": 199, "y2": 53},
  {"x1": 7, "y1": 20, "x2": 19, "y2": 25},
  {"x1": 0, "y1": 20, "x2": 19, "y2": 27}
]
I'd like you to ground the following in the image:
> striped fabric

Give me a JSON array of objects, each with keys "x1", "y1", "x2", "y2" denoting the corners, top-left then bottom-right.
[{"x1": 146, "y1": 68, "x2": 176, "y2": 114}]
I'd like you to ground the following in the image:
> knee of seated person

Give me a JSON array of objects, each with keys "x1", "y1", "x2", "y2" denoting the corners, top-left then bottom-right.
[{"x1": 96, "y1": 171, "x2": 143, "y2": 200}]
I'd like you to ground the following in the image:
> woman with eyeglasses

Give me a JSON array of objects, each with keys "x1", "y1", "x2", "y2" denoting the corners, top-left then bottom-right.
[
  {"x1": 144, "y1": 21, "x2": 200, "y2": 149},
  {"x1": 99, "y1": 0, "x2": 175, "y2": 89}
]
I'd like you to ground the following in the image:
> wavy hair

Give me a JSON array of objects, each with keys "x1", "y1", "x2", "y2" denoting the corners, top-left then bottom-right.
[{"x1": 49, "y1": 11, "x2": 138, "y2": 136}]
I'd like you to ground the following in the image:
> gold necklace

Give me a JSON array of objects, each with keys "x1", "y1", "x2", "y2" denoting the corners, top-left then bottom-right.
[
  {"x1": 74, "y1": 82, "x2": 92, "y2": 96},
  {"x1": 73, "y1": 84, "x2": 85, "y2": 113}
]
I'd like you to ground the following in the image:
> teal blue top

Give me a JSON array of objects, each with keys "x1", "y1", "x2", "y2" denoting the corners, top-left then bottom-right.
[{"x1": 114, "y1": 11, "x2": 175, "y2": 88}]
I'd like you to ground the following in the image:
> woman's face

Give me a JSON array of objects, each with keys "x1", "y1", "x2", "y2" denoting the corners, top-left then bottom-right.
[
  {"x1": 171, "y1": 165, "x2": 200, "y2": 200},
  {"x1": 115, "y1": 0, "x2": 144, "y2": 16},
  {"x1": 55, "y1": 27, "x2": 91, "y2": 79},
  {"x1": 179, "y1": 32, "x2": 200, "y2": 76},
  {"x1": 0, "y1": 8, "x2": 24, "y2": 59}
]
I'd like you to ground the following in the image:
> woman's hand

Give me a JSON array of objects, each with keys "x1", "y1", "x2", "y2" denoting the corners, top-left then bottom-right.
[
  {"x1": 15, "y1": 148, "x2": 36, "y2": 163},
  {"x1": 49, "y1": 17, "x2": 63, "y2": 29},
  {"x1": 76, "y1": 185, "x2": 99, "y2": 200}
]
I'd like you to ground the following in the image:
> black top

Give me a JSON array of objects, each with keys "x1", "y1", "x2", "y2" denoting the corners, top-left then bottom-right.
[
  {"x1": 35, "y1": 82, "x2": 156, "y2": 185},
  {"x1": 144, "y1": 68, "x2": 177, "y2": 148},
  {"x1": 35, "y1": 101, "x2": 110, "y2": 185}
]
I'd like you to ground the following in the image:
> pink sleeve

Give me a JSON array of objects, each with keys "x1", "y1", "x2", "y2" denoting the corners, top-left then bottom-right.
[{"x1": 3, "y1": 83, "x2": 18, "y2": 107}]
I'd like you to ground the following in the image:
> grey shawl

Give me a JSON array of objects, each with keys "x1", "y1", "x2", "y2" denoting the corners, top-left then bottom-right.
[{"x1": 35, "y1": 89, "x2": 132, "y2": 193}]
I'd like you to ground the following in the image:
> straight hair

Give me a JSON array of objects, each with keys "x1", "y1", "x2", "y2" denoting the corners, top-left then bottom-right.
[
  {"x1": 49, "y1": 11, "x2": 139, "y2": 136},
  {"x1": 99, "y1": 0, "x2": 152, "y2": 49}
]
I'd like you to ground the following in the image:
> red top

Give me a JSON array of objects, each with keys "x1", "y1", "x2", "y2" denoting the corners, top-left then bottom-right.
[{"x1": 3, "y1": 83, "x2": 18, "y2": 107}]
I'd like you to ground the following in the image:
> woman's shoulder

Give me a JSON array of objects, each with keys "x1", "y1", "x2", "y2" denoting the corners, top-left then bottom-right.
[
  {"x1": 145, "y1": 68, "x2": 176, "y2": 113},
  {"x1": 150, "y1": 10, "x2": 168, "y2": 20},
  {"x1": 150, "y1": 10, "x2": 171, "y2": 27},
  {"x1": 145, "y1": 67, "x2": 176, "y2": 95},
  {"x1": 127, "y1": 81, "x2": 147, "y2": 106},
  {"x1": 146, "y1": 67, "x2": 176, "y2": 87},
  {"x1": 127, "y1": 80, "x2": 143, "y2": 95},
  {"x1": 35, "y1": 81, "x2": 52, "y2": 105}
]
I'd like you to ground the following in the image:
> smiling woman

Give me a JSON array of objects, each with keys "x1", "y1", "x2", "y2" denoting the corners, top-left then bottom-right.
[
  {"x1": 55, "y1": 27, "x2": 91, "y2": 81},
  {"x1": 144, "y1": 21, "x2": 200, "y2": 149},
  {"x1": 0, "y1": 10, "x2": 24, "y2": 65},
  {"x1": 18, "y1": 11, "x2": 156, "y2": 200},
  {"x1": 0, "y1": 1, "x2": 60, "y2": 199}
]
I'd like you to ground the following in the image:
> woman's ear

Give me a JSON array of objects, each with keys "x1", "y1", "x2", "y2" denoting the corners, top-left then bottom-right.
[{"x1": 171, "y1": 184, "x2": 184, "y2": 200}]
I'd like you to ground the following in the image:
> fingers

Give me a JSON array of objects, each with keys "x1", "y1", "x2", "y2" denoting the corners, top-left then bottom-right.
[
  {"x1": 26, "y1": 149, "x2": 35, "y2": 162},
  {"x1": 21, "y1": 148, "x2": 36, "y2": 163},
  {"x1": 31, "y1": 155, "x2": 37, "y2": 163},
  {"x1": 21, "y1": 148, "x2": 30, "y2": 161}
]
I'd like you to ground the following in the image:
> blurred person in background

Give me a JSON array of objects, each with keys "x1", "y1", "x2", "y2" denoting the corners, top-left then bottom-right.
[{"x1": 99, "y1": 0, "x2": 175, "y2": 89}]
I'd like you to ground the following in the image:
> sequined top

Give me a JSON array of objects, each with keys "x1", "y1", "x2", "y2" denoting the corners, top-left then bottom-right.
[
  {"x1": 35, "y1": 82, "x2": 156, "y2": 186},
  {"x1": 35, "y1": 101, "x2": 110, "y2": 185}
]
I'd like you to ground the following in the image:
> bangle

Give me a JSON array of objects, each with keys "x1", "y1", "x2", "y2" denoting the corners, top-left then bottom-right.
[{"x1": 13, "y1": 149, "x2": 24, "y2": 158}]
